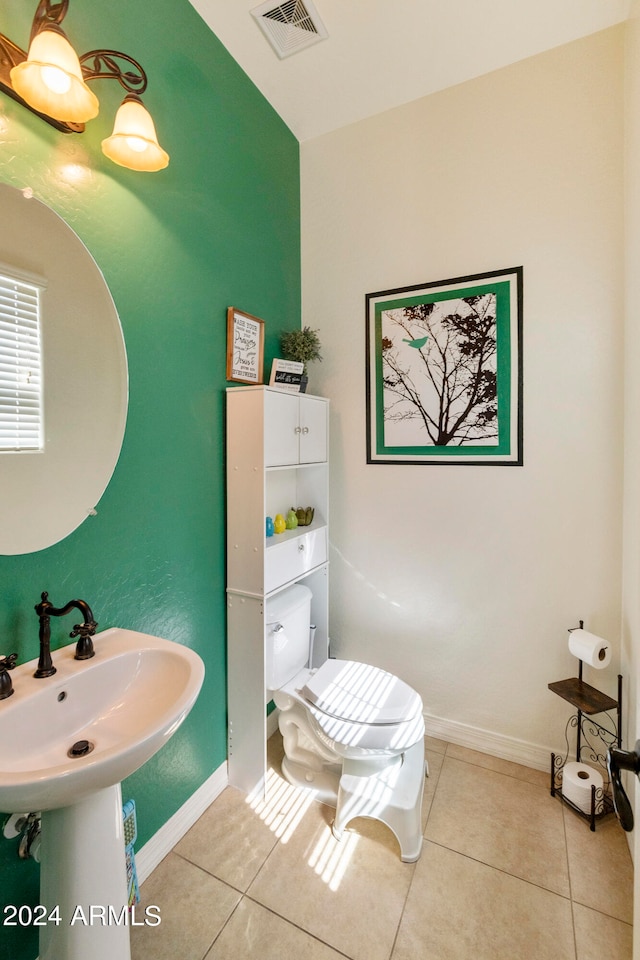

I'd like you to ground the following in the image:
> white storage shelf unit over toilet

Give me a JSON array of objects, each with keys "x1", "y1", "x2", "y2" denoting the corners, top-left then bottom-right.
[{"x1": 226, "y1": 386, "x2": 330, "y2": 795}]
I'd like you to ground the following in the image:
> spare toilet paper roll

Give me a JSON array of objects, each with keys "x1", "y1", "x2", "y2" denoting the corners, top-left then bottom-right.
[
  {"x1": 568, "y1": 628, "x2": 611, "y2": 669},
  {"x1": 562, "y1": 761, "x2": 604, "y2": 814}
]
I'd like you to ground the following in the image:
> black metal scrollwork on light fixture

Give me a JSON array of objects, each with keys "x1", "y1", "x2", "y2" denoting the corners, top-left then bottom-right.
[
  {"x1": 79, "y1": 50, "x2": 147, "y2": 96},
  {"x1": 0, "y1": 0, "x2": 169, "y2": 171}
]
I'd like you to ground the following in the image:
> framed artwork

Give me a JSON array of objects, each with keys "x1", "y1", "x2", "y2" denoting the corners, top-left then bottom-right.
[
  {"x1": 366, "y1": 267, "x2": 523, "y2": 465},
  {"x1": 226, "y1": 307, "x2": 265, "y2": 384}
]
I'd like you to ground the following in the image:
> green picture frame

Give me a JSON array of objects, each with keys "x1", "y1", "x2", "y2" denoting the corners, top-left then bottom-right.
[{"x1": 365, "y1": 267, "x2": 523, "y2": 465}]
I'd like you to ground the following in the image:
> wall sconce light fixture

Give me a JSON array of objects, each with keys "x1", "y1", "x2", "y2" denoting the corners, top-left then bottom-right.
[{"x1": 0, "y1": 0, "x2": 169, "y2": 172}]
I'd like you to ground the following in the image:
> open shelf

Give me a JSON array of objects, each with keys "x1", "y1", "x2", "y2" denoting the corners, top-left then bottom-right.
[
  {"x1": 547, "y1": 678, "x2": 618, "y2": 715},
  {"x1": 265, "y1": 519, "x2": 326, "y2": 549}
]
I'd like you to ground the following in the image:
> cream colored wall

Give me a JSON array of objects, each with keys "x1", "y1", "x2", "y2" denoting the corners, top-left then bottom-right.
[
  {"x1": 301, "y1": 27, "x2": 625, "y2": 764},
  {"x1": 623, "y1": 2, "x2": 640, "y2": 944}
]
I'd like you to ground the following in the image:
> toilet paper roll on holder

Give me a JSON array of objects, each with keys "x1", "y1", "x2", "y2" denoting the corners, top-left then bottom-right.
[
  {"x1": 552, "y1": 620, "x2": 621, "y2": 758},
  {"x1": 567, "y1": 620, "x2": 612, "y2": 671}
]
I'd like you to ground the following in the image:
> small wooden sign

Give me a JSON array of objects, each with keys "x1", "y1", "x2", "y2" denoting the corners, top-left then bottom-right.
[
  {"x1": 226, "y1": 307, "x2": 265, "y2": 384},
  {"x1": 269, "y1": 358, "x2": 303, "y2": 393}
]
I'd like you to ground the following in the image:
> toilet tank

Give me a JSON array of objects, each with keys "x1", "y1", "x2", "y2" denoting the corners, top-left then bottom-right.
[{"x1": 265, "y1": 584, "x2": 312, "y2": 690}]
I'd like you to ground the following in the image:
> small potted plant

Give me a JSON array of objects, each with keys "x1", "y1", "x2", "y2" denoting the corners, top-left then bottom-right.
[{"x1": 280, "y1": 326, "x2": 322, "y2": 393}]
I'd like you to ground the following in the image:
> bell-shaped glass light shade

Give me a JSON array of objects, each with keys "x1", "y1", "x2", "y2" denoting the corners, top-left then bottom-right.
[
  {"x1": 102, "y1": 95, "x2": 169, "y2": 172},
  {"x1": 10, "y1": 27, "x2": 99, "y2": 123}
]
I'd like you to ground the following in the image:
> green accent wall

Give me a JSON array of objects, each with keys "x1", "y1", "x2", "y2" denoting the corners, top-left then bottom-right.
[{"x1": 0, "y1": 2, "x2": 300, "y2": 958}]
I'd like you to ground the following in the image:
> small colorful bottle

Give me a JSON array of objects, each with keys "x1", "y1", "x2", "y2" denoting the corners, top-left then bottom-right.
[
  {"x1": 274, "y1": 513, "x2": 286, "y2": 534},
  {"x1": 265, "y1": 516, "x2": 274, "y2": 537},
  {"x1": 286, "y1": 508, "x2": 298, "y2": 530}
]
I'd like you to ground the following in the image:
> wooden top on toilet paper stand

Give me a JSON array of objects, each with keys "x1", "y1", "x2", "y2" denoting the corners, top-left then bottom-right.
[{"x1": 548, "y1": 678, "x2": 617, "y2": 715}]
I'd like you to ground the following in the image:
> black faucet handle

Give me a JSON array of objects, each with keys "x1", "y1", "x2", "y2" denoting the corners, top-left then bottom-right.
[
  {"x1": 71, "y1": 620, "x2": 98, "y2": 661},
  {"x1": 0, "y1": 653, "x2": 17, "y2": 700},
  {"x1": 607, "y1": 742, "x2": 640, "y2": 832},
  {"x1": 69, "y1": 619, "x2": 98, "y2": 639}
]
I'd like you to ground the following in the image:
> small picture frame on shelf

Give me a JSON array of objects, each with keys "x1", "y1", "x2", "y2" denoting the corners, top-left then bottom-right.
[
  {"x1": 269, "y1": 358, "x2": 303, "y2": 393},
  {"x1": 226, "y1": 307, "x2": 265, "y2": 384}
]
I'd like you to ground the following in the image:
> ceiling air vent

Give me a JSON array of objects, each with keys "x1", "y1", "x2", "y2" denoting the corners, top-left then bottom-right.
[{"x1": 251, "y1": 0, "x2": 328, "y2": 59}]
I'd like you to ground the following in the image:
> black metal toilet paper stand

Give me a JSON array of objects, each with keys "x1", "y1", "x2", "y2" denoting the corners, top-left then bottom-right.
[{"x1": 548, "y1": 621, "x2": 622, "y2": 831}]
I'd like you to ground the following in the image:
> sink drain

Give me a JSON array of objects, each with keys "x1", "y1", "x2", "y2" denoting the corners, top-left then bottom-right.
[{"x1": 67, "y1": 739, "x2": 94, "y2": 758}]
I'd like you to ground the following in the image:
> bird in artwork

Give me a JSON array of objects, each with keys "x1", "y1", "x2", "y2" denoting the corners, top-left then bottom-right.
[{"x1": 402, "y1": 335, "x2": 429, "y2": 349}]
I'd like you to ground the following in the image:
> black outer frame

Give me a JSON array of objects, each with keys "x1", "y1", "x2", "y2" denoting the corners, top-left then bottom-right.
[{"x1": 365, "y1": 266, "x2": 524, "y2": 466}]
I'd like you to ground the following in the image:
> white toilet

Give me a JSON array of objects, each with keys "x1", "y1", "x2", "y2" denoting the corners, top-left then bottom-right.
[{"x1": 266, "y1": 584, "x2": 426, "y2": 862}]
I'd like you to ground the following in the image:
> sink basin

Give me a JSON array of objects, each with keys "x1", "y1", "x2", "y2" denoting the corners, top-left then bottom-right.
[{"x1": 0, "y1": 627, "x2": 205, "y2": 812}]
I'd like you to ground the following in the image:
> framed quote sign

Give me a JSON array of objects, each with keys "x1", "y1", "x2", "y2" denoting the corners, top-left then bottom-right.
[{"x1": 226, "y1": 307, "x2": 265, "y2": 384}]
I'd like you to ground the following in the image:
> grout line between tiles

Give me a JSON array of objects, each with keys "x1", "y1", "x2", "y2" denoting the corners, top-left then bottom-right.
[
  {"x1": 169, "y1": 848, "x2": 250, "y2": 896},
  {"x1": 242, "y1": 894, "x2": 356, "y2": 959},
  {"x1": 424, "y1": 836, "x2": 574, "y2": 903},
  {"x1": 201, "y1": 896, "x2": 245, "y2": 960},
  {"x1": 441, "y1": 749, "x2": 554, "y2": 790},
  {"x1": 561, "y1": 801, "x2": 580, "y2": 960},
  {"x1": 386, "y1": 855, "x2": 420, "y2": 960},
  {"x1": 422, "y1": 747, "x2": 447, "y2": 832},
  {"x1": 243, "y1": 815, "x2": 292, "y2": 898},
  {"x1": 570, "y1": 901, "x2": 633, "y2": 927}
]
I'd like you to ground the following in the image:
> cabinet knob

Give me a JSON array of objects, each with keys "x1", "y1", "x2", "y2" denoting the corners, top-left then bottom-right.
[
  {"x1": 294, "y1": 427, "x2": 302, "y2": 434},
  {"x1": 301, "y1": 427, "x2": 309, "y2": 435},
  {"x1": 298, "y1": 542, "x2": 305, "y2": 552}
]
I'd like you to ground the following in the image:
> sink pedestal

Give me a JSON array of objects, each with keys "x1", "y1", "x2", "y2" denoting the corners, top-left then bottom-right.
[{"x1": 39, "y1": 783, "x2": 131, "y2": 960}]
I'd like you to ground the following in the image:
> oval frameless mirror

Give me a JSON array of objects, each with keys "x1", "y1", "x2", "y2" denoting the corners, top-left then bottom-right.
[{"x1": 0, "y1": 184, "x2": 128, "y2": 555}]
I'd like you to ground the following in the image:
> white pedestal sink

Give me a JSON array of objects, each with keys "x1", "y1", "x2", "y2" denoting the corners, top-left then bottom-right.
[{"x1": 0, "y1": 628, "x2": 205, "y2": 960}]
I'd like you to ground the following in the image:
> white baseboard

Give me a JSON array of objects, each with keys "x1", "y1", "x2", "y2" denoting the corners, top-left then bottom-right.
[
  {"x1": 135, "y1": 761, "x2": 228, "y2": 884},
  {"x1": 424, "y1": 713, "x2": 554, "y2": 773}
]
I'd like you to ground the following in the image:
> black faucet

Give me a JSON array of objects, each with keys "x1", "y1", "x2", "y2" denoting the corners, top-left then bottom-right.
[
  {"x1": 34, "y1": 592, "x2": 99, "y2": 678},
  {"x1": 0, "y1": 653, "x2": 17, "y2": 700}
]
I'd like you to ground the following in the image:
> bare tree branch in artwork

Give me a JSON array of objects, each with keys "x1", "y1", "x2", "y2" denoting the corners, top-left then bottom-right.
[{"x1": 381, "y1": 294, "x2": 498, "y2": 446}]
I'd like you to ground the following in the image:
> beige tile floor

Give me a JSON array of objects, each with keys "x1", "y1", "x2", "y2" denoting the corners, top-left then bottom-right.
[{"x1": 131, "y1": 735, "x2": 633, "y2": 960}]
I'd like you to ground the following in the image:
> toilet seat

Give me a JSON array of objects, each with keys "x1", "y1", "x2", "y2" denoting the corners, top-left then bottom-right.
[
  {"x1": 280, "y1": 659, "x2": 425, "y2": 754},
  {"x1": 302, "y1": 658, "x2": 422, "y2": 724}
]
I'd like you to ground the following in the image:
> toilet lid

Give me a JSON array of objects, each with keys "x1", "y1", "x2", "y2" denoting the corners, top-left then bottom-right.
[{"x1": 301, "y1": 659, "x2": 422, "y2": 725}]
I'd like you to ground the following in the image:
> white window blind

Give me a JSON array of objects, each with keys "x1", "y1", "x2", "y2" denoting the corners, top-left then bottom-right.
[{"x1": 0, "y1": 269, "x2": 44, "y2": 451}]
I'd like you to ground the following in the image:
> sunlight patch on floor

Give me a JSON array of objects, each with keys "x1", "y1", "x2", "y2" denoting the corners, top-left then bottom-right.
[
  {"x1": 246, "y1": 760, "x2": 360, "y2": 890},
  {"x1": 307, "y1": 823, "x2": 360, "y2": 892},
  {"x1": 247, "y1": 766, "x2": 316, "y2": 844}
]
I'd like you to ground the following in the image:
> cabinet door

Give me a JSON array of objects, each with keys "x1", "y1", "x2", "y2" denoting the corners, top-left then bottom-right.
[
  {"x1": 298, "y1": 396, "x2": 327, "y2": 463},
  {"x1": 264, "y1": 391, "x2": 299, "y2": 466}
]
